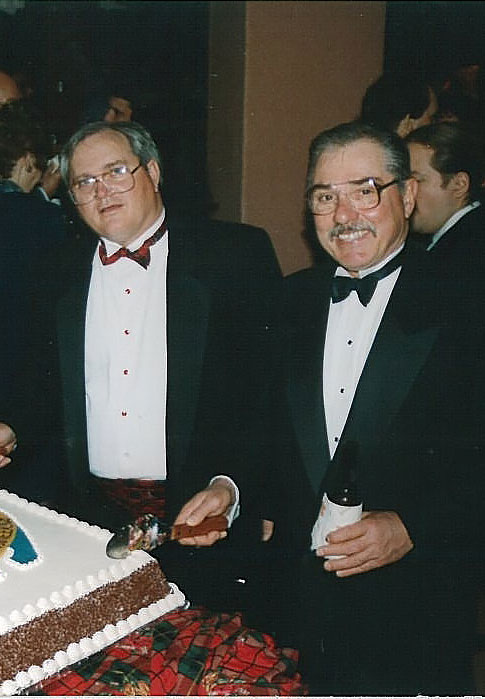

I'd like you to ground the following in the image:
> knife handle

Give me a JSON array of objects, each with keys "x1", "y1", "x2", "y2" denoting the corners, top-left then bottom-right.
[{"x1": 170, "y1": 515, "x2": 228, "y2": 541}]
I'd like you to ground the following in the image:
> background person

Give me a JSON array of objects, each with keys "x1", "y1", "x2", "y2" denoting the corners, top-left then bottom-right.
[
  {"x1": 0, "y1": 100, "x2": 67, "y2": 406},
  {"x1": 360, "y1": 70, "x2": 438, "y2": 137},
  {"x1": 406, "y1": 121, "x2": 485, "y2": 263}
]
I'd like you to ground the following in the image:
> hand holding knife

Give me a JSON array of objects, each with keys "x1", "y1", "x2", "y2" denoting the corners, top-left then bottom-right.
[
  {"x1": 0, "y1": 423, "x2": 17, "y2": 467},
  {"x1": 106, "y1": 513, "x2": 228, "y2": 559}
]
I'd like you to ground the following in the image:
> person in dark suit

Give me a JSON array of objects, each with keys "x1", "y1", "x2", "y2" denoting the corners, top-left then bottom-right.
[
  {"x1": 0, "y1": 120, "x2": 282, "y2": 617},
  {"x1": 270, "y1": 121, "x2": 485, "y2": 695},
  {"x1": 0, "y1": 100, "x2": 67, "y2": 407},
  {"x1": 406, "y1": 121, "x2": 485, "y2": 272}
]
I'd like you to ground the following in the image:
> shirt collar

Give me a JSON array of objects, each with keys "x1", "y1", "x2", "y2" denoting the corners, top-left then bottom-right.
[
  {"x1": 0, "y1": 179, "x2": 23, "y2": 194},
  {"x1": 101, "y1": 209, "x2": 166, "y2": 256},
  {"x1": 428, "y1": 201, "x2": 481, "y2": 250},
  {"x1": 335, "y1": 243, "x2": 405, "y2": 279}
]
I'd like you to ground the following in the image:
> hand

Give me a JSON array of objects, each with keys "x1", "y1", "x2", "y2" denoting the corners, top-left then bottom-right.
[
  {"x1": 173, "y1": 478, "x2": 234, "y2": 547},
  {"x1": 261, "y1": 519, "x2": 274, "y2": 542},
  {"x1": 317, "y1": 510, "x2": 413, "y2": 577},
  {"x1": 40, "y1": 167, "x2": 62, "y2": 199},
  {"x1": 0, "y1": 423, "x2": 17, "y2": 468}
]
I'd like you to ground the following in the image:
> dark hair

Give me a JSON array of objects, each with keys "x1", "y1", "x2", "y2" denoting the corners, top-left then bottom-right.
[
  {"x1": 60, "y1": 120, "x2": 162, "y2": 184},
  {"x1": 0, "y1": 99, "x2": 51, "y2": 178},
  {"x1": 406, "y1": 122, "x2": 484, "y2": 202},
  {"x1": 361, "y1": 72, "x2": 432, "y2": 132},
  {"x1": 306, "y1": 120, "x2": 411, "y2": 193},
  {"x1": 435, "y1": 91, "x2": 481, "y2": 127}
]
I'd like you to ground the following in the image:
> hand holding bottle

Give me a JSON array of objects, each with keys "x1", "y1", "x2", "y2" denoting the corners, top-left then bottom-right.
[
  {"x1": 311, "y1": 490, "x2": 362, "y2": 554},
  {"x1": 317, "y1": 510, "x2": 414, "y2": 577}
]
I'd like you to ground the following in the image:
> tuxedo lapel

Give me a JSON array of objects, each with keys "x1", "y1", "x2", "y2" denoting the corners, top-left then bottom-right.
[
  {"x1": 339, "y1": 303, "x2": 439, "y2": 461},
  {"x1": 332, "y1": 263, "x2": 440, "y2": 470},
  {"x1": 165, "y1": 242, "x2": 210, "y2": 475},
  {"x1": 286, "y1": 269, "x2": 333, "y2": 494},
  {"x1": 56, "y1": 240, "x2": 95, "y2": 486}
]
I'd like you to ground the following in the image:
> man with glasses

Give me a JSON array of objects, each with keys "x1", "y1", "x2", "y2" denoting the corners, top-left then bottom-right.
[
  {"x1": 0, "y1": 120, "x2": 281, "y2": 617},
  {"x1": 273, "y1": 121, "x2": 485, "y2": 694}
]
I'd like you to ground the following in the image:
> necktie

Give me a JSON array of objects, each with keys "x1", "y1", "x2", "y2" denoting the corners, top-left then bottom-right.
[
  {"x1": 99, "y1": 220, "x2": 168, "y2": 269},
  {"x1": 331, "y1": 250, "x2": 404, "y2": 307}
]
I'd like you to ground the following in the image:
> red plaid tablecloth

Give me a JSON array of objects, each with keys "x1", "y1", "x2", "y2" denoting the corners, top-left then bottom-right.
[{"x1": 28, "y1": 607, "x2": 306, "y2": 696}]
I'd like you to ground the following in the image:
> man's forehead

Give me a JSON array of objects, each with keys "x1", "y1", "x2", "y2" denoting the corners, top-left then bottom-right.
[
  {"x1": 71, "y1": 131, "x2": 133, "y2": 171},
  {"x1": 315, "y1": 138, "x2": 390, "y2": 183},
  {"x1": 408, "y1": 142, "x2": 434, "y2": 166}
]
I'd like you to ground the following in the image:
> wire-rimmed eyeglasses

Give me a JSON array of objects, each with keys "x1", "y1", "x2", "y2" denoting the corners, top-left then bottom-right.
[{"x1": 69, "y1": 162, "x2": 142, "y2": 205}]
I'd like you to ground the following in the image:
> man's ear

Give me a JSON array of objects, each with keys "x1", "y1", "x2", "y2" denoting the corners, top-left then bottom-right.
[
  {"x1": 448, "y1": 171, "x2": 470, "y2": 203},
  {"x1": 403, "y1": 177, "x2": 418, "y2": 219},
  {"x1": 24, "y1": 152, "x2": 37, "y2": 172},
  {"x1": 146, "y1": 159, "x2": 161, "y2": 192}
]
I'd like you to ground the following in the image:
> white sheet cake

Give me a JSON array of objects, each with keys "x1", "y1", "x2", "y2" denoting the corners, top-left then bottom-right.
[{"x1": 0, "y1": 489, "x2": 185, "y2": 695}]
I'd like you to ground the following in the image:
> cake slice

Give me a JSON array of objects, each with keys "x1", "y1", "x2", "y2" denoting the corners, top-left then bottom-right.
[{"x1": 0, "y1": 489, "x2": 185, "y2": 695}]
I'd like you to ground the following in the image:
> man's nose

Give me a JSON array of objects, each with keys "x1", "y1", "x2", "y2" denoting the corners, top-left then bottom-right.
[
  {"x1": 333, "y1": 192, "x2": 359, "y2": 224},
  {"x1": 94, "y1": 176, "x2": 109, "y2": 198}
]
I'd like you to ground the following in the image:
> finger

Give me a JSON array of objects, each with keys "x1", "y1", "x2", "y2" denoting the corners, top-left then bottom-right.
[
  {"x1": 320, "y1": 534, "x2": 368, "y2": 559},
  {"x1": 0, "y1": 442, "x2": 16, "y2": 457},
  {"x1": 186, "y1": 489, "x2": 231, "y2": 525},
  {"x1": 326, "y1": 520, "x2": 367, "y2": 544},
  {"x1": 185, "y1": 499, "x2": 220, "y2": 526},
  {"x1": 324, "y1": 554, "x2": 359, "y2": 572},
  {"x1": 174, "y1": 484, "x2": 232, "y2": 528},
  {"x1": 335, "y1": 557, "x2": 382, "y2": 577},
  {"x1": 173, "y1": 492, "x2": 208, "y2": 526},
  {"x1": 178, "y1": 530, "x2": 227, "y2": 547}
]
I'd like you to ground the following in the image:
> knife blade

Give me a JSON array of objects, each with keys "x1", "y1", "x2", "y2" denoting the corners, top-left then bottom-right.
[{"x1": 106, "y1": 513, "x2": 228, "y2": 559}]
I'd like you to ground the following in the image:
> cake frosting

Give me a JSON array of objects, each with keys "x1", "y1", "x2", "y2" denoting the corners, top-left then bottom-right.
[{"x1": 0, "y1": 489, "x2": 185, "y2": 695}]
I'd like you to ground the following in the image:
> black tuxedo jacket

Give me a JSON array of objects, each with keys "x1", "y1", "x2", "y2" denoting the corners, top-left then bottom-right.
[
  {"x1": 271, "y1": 243, "x2": 485, "y2": 694},
  {"x1": 8, "y1": 215, "x2": 282, "y2": 533},
  {"x1": 428, "y1": 202, "x2": 485, "y2": 264},
  {"x1": 0, "y1": 190, "x2": 67, "y2": 405}
]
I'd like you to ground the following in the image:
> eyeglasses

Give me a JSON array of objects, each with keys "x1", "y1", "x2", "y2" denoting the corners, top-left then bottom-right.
[
  {"x1": 307, "y1": 177, "x2": 400, "y2": 215},
  {"x1": 70, "y1": 163, "x2": 142, "y2": 205}
]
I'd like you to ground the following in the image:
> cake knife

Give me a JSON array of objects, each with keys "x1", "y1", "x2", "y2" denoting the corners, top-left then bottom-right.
[{"x1": 106, "y1": 513, "x2": 228, "y2": 558}]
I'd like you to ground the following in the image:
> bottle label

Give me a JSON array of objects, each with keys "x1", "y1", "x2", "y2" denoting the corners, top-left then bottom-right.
[{"x1": 311, "y1": 492, "x2": 362, "y2": 555}]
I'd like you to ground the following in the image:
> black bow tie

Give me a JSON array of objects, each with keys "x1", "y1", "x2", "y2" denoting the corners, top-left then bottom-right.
[
  {"x1": 331, "y1": 251, "x2": 404, "y2": 307},
  {"x1": 99, "y1": 220, "x2": 167, "y2": 270}
]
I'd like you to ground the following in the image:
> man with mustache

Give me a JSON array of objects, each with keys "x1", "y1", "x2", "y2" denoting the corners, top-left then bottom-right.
[{"x1": 273, "y1": 121, "x2": 485, "y2": 695}]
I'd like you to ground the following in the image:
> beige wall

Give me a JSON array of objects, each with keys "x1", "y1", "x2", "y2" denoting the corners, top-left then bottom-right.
[{"x1": 208, "y1": 1, "x2": 386, "y2": 275}]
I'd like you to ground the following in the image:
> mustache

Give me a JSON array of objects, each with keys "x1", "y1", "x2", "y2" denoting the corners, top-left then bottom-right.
[{"x1": 329, "y1": 222, "x2": 377, "y2": 239}]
